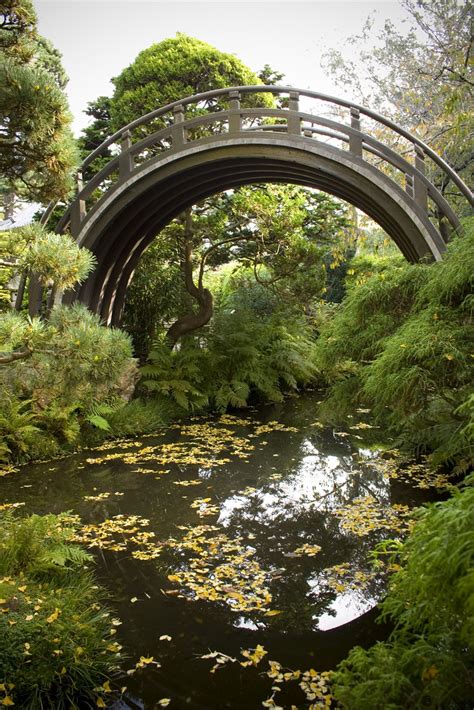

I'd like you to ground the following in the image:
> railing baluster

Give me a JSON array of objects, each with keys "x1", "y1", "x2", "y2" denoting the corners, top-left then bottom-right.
[
  {"x1": 405, "y1": 173, "x2": 415, "y2": 199},
  {"x1": 70, "y1": 171, "x2": 86, "y2": 237},
  {"x1": 349, "y1": 107, "x2": 363, "y2": 157},
  {"x1": 172, "y1": 104, "x2": 185, "y2": 148},
  {"x1": 228, "y1": 90, "x2": 241, "y2": 133},
  {"x1": 413, "y1": 145, "x2": 428, "y2": 212},
  {"x1": 119, "y1": 130, "x2": 134, "y2": 178},
  {"x1": 287, "y1": 90, "x2": 301, "y2": 135}
]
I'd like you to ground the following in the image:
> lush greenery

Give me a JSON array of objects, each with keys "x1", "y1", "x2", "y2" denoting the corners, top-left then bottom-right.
[
  {"x1": 141, "y1": 296, "x2": 319, "y2": 413},
  {"x1": 0, "y1": 304, "x2": 134, "y2": 462},
  {"x1": 334, "y1": 474, "x2": 474, "y2": 708},
  {"x1": 123, "y1": 184, "x2": 350, "y2": 356},
  {"x1": 79, "y1": 33, "x2": 274, "y2": 174},
  {"x1": 0, "y1": 0, "x2": 78, "y2": 208},
  {"x1": 0, "y1": 510, "x2": 122, "y2": 708},
  {"x1": 0, "y1": 222, "x2": 96, "y2": 312},
  {"x1": 315, "y1": 218, "x2": 474, "y2": 472}
]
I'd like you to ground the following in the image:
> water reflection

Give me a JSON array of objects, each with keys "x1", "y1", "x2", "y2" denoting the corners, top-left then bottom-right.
[{"x1": 317, "y1": 590, "x2": 376, "y2": 631}]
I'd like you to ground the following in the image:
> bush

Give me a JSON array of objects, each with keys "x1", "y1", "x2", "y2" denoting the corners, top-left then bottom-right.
[
  {"x1": 315, "y1": 220, "x2": 474, "y2": 470},
  {"x1": 0, "y1": 304, "x2": 135, "y2": 462},
  {"x1": 141, "y1": 307, "x2": 319, "y2": 413},
  {"x1": 0, "y1": 511, "x2": 122, "y2": 709},
  {"x1": 333, "y1": 476, "x2": 474, "y2": 708}
]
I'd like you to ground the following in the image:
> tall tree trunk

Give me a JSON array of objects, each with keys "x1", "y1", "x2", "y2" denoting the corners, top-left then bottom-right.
[{"x1": 166, "y1": 209, "x2": 213, "y2": 348}]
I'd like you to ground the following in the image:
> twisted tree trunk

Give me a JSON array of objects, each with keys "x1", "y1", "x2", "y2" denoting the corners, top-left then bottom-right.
[{"x1": 166, "y1": 209, "x2": 213, "y2": 348}]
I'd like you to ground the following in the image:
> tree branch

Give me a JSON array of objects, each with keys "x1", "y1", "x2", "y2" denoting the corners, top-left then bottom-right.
[
  {"x1": 198, "y1": 234, "x2": 252, "y2": 287},
  {"x1": 0, "y1": 347, "x2": 32, "y2": 365}
]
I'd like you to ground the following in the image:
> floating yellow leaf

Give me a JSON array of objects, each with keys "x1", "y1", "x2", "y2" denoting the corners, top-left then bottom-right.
[
  {"x1": 138, "y1": 656, "x2": 154, "y2": 664},
  {"x1": 157, "y1": 700, "x2": 171, "y2": 707},
  {"x1": 1, "y1": 697, "x2": 14, "y2": 706},
  {"x1": 96, "y1": 698, "x2": 106, "y2": 708}
]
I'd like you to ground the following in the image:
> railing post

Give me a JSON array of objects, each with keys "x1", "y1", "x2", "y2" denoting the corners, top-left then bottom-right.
[
  {"x1": 172, "y1": 104, "x2": 185, "y2": 148},
  {"x1": 70, "y1": 171, "x2": 86, "y2": 237},
  {"x1": 28, "y1": 275, "x2": 43, "y2": 317},
  {"x1": 405, "y1": 172, "x2": 415, "y2": 199},
  {"x1": 349, "y1": 107, "x2": 363, "y2": 157},
  {"x1": 413, "y1": 145, "x2": 428, "y2": 212},
  {"x1": 119, "y1": 130, "x2": 134, "y2": 177},
  {"x1": 228, "y1": 90, "x2": 241, "y2": 133},
  {"x1": 287, "y1": 90, "x2": 301, "y2": 135}
]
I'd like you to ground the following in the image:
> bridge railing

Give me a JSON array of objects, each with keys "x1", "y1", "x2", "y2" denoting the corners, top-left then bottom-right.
[{"x1": 56, "y1": 86, "x2": 472, "y2": 238}]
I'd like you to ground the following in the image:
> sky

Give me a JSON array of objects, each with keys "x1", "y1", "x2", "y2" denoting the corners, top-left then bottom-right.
[{"x1": 34, "y1": 1, "x2": 410, "y2": 136}]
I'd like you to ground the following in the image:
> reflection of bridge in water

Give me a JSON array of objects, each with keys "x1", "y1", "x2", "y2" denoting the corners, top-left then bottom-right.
[{"x1": 47, "y1": 86, "x2": 472, "y2": 324}]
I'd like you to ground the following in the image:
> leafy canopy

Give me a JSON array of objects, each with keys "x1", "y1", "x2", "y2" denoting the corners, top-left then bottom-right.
[{"x1": 110, "y1": 32, "x2": 272, "y2": 131}]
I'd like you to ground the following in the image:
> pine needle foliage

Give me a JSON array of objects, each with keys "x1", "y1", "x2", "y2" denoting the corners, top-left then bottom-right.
[
  {"x1": 0, "y1": 304, "x2": 134, "y2": 462},
  {"x1": 333, "y1": 475, "x2": 474, "y2": 708}
]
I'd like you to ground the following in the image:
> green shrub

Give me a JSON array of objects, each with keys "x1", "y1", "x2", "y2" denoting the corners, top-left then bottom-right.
[
  {"x1": 315, "y1": 219, "x2": 474, "y2": 470},
  {"x1": 0, "y1": 304, "x2": 135, "y2": 462},
  {"x1": 333, "y1": 476, "x2": 474, "y2": 709},
  {"x1": 0, "y1": 511, "x2": 122, "y2": 709},
  {"x1": 141, "y1": 308, "x2": 319, "y2": 413}
]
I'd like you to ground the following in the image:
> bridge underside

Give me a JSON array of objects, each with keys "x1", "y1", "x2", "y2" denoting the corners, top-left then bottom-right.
[{"x1": 70, "y1": 138, "x2": 446, "y2": 325}]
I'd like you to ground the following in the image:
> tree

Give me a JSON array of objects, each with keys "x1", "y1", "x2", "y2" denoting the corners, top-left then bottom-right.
[
  {"x1": 0, "y1": 0, "x2": 78, "y2": 206},
  {"x1": 0, "y1": 222, "x2": 96, "y2": 361},
  {"x1": 109, "y1": 33, "x2": 273, "y2": 132},
  {"x1": 322, "y1": 0, "x2": 473, "y2": 204}
]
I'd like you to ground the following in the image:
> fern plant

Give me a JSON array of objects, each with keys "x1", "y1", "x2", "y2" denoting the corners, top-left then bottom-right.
[
  {"x1": 141, "y1": 339, "x2": 209, "y2": 411},
  {"x1": 0, "y1": 511, "x2": 91, "y2": 579},
  {"x1": 0, "y1": 392, "x2": 40, "y2": 461}
]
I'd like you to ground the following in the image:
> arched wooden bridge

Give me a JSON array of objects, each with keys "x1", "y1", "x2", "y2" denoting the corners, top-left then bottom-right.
[{"x1": 49, "y1": 86, "x2": 473, "y2": 325}]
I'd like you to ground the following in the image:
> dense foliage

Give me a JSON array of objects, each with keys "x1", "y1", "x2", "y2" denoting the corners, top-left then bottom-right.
[
  {"x1": 124, "y1": 184, "x2": 350, "y2": 356},
  {"x1": 0, "y1": 0, "x2": 78, "y2": 206},
  {"x1": 0, "y1": 222, "x2": 96, "y2": 313},
  {"x1": 0, "y1": 510, "x2": 121, "y2": 709},
  {"x1": 141, "y1": 267, "x2": 320, "y2": 412},
  {"x1": 334, "y1": 474, "x2": 474, "y2": 708},
  {"x1": 110, "y1": 33, "x2": 272, "y2": 131},
  {"x1": 0, "y1": 304, "x2": 134, "y2": 461},
  {"x1": 315, "y1": 219, "x2": 474, "y2": 471}
]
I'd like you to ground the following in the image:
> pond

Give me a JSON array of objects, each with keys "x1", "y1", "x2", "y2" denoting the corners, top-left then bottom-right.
[{"x1": 0, "y1": 392, "x2": 437, "y2": 709}]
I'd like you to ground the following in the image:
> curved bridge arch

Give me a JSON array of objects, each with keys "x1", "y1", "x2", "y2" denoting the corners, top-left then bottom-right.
[{"x1": 52, "y1": 86, "x2": 472, "y2": 324}]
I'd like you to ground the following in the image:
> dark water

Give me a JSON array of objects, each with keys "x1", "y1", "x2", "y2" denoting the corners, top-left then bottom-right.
[{"x1": 0, "y1": 393, "x2": 433, "y2": 709}]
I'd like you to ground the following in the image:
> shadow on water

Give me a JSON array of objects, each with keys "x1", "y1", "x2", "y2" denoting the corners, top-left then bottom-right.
[{"x1": 1, "y1": 391, "x2": 438, "y2": 709}]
